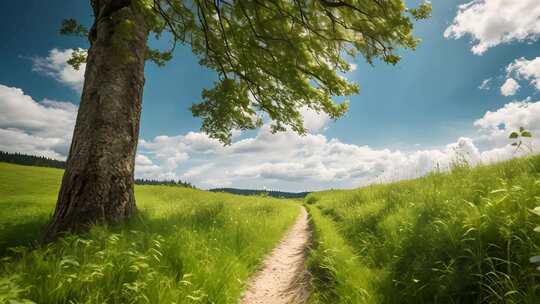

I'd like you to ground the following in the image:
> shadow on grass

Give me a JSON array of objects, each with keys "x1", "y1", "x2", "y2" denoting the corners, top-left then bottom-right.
[
  {"x1": 0, "y1": 202, "x2": 229, "y2": 259},
  {"x1": 0, "y1": 215, "x2": 49, "y2": 256}
]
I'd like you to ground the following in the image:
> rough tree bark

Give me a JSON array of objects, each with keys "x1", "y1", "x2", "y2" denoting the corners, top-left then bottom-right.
[{"x1": 44, "y1": 0, "x2": 149, "y2": 241}]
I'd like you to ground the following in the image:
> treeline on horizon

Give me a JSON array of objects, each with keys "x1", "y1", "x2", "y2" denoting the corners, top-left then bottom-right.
[
  {"x1": 0, "y1": 151, "x2": 195, "y2": 188},
  {"x1": 210, "y1": 188, "x2": 309, "y2": 199},
  {"x1": 135, "y1": 178, "x2": 195, "y2": 188},
  {"x1": 0, "y1": 151, "x2": 65, "y2": 169}
]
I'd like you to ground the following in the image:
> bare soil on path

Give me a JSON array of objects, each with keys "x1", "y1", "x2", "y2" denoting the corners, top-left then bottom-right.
[{"x1": 240, "y1": 206, "x2": 310, "y2": 304}]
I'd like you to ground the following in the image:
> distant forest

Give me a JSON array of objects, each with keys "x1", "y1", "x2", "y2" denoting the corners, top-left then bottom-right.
[
  {"x1": 0, "y1": 151, "x2": 66, "y2": 169},
  {"x1": 210, "y1": 188, "x2": 309, "y2": 199},
  {"x1": 0, "y1": 151, "x2": 194, "y2": 188}
]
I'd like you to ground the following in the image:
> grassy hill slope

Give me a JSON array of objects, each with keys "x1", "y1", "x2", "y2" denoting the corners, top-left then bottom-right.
[
  {"x1": 306, "y1": 155, "x2": 540, "y2": 304},
  {"x1": 0, "y1": 162, "x2": 300, "y2": 303}
]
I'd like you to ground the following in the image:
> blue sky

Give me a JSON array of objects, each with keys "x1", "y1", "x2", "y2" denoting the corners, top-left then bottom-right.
[{"x1": 1, "y1": 0, "x2": 540, "y2": 191}]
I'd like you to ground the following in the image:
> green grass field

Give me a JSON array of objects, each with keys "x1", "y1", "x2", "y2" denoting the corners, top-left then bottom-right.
[
  {"x1": 3, "y1": 154, "x2": 540, "y2": 304},
  {"x1": 0, "y1": 162, "x2": 300, "y2": 303},
  {"x1": 305, "y1": 155, "x2": 540, "y2": 303}
]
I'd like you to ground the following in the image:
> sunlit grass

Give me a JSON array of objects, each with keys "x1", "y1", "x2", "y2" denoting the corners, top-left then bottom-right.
[
  {"x1": 0, "y1": 162, "x2": 300, "y2": 303},
  {"x1": 306, "y1": 155, "x2": 540, "y2": 303}
]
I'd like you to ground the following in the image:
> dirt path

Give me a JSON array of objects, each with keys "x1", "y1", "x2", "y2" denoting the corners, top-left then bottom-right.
[{"x1": 241, "y1": 206, "x2": 310, "y2": 304}]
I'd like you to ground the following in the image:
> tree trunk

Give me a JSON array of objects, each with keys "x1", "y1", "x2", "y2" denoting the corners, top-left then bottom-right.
[{"x1": 44, "y1": 0, "x2": 149, "y2": 241}]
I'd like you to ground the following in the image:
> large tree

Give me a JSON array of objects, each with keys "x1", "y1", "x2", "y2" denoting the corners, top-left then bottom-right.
[{"x1": 44, "y1": 0, "x2": 430, "y2": 240}]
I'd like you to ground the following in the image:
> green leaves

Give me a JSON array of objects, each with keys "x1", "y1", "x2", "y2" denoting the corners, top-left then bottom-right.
[
  {"x1": 191, "y1": 78, "x2": 262, "y2": 144},
  {"x1": 408, "y1": 1, "x2": 433, "y2": 20},
  {"x1": 530, "y1": 255, "x2": 540, "y2": 264},
  {"x1": 60, "y1": 19, "x2": 88, "y2": 37},
  {"x1": 66, "y1": 48, "x2": 87, "y2": 71},
  {"x1": 145, "y1": 47, "x2": 172, "y2": 67},
  {"x1": 530, "y1": 207, "x2": 540, "y2": 217},
  {"x1": 59, "y1": 256, "x2": 80, "y2": 269},
  {"x1": 0, "y1": 275, "x2": 35, "y2": 304},
  {"x1": 384, "y1": 54, "x2": 402, "y2": 65},
  {"x1": 155, "y1": 0, "x2": 430, "y2": 142},
  {"x1": 530, "y1": 207, "x2": 540, "y2": 270},
  {"x1": 61, "y1": 1, "x2": 430, "y2": 143},
  {"x1": 508, "y1": 127, "x2": 533, "y2": 154},
  {"x1": 59, "y1": 18, "x2": 88, "y2": 71}
]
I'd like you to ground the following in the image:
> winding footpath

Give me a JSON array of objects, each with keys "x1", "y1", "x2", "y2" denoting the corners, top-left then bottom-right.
[{"x1": 241, "y1": 206, "x2": 310, "y2": 304}]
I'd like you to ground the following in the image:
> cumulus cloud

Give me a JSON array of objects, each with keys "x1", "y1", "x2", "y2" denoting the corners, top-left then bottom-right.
[
  {"x1": 32, "y1": 48, "x2": 86, "y2": 92},
  {"x1": 299, "y1": 107, "x2": 331, "y2": 133},
  {"x1": 0, "y1": 84, "x2": 77, "y2": 159},
  {"x1": 489, "y1": 55, "x2": 540, "y2": 98},
  {"x1": 500, "y1": 78, "x2": 520, "y2": 96},
  {"x1": 137, "y1": 131, "x2": 224, "y2": 181},
  {"x1": 474, "y1": 100, "x2": 540, "y2": 149},
  {"x1": 506, "y1": 56, "x2": 540, "y2": 91},
  {"x1": 138, "y1": 99, "x2": 540, "y2": 191},
  {"x1": 134, "y1": 154, "x2": 174, "y2": 180},
  {"x1": 2, "y1": 83, "x2": 539, "y2": 191},
  {"x1": 444, "y1": 0, "x2": 540, "y2": 55}
]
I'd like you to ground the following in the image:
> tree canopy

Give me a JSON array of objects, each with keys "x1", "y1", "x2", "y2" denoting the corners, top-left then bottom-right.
[{"x1": 65, "y1": 0, "x2": 431, "y2": 143}]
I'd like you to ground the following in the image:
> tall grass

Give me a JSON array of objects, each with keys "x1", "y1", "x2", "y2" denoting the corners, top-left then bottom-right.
[
  {"x1": 306, "y1": 204, "x2": 380, "y2": 304},
  {"x1": 306, "y1": 155, "x2": 540, "y2": 303},
  {"x1": 0, "y1": 162, "x2": 300, "y2": 303}
]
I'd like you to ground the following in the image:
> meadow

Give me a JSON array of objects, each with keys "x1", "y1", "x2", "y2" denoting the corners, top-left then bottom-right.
[
  {"x1": 3, "y1": 154, "x2": 540, "y2": 304},
  {"x1": 305, "y1": 155, "x2": 540, "y2": 304},
  {"x1": 0, "y1": 162, "x2": 300, "y2": 303}
]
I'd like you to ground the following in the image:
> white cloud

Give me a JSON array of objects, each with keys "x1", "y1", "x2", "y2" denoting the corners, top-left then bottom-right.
[
  {"x1": 474, "y1": 100, "x2": 540, "y2": 139},
  {"x1": 479, "y1": 78, "x2": 491, "y2": 90},
  {"x1": 32, "y1": 48, "x2": 86, "y2": 92},
  {"x1": 299, "y1": 107, "x2": 330, "y2": 133},
  {"x1": 500, "y1": 78, "x2": 520, "y2": 96},
  {"x1": 472, "y1": 100, "x2": 540, "y2": 161},
  {"x1": 2, "y1": 83, "x2": 539, "y2": 192},
  {"x1": 0, "y1": 84, "x2": 77, "y2": 159},
  {"x1": 136, "y1": 154, "x2": 153, "y2": 166},
  {"x1": 137, "y1": 99, "x2": 540, "y2": 191},
  {"x1": 134, "y1": 154, "x2": 174, "y2": 180},
  {"x1": 137, "y1": 131, "x2": 223, "y2": 181},
  {"x1": 484, "y1": 55, "x2": 540, "y2": 97},
  {"x1": 444, "y1": 0, "x2": 540, "y2": 55},
  {"x1": 506, "y1": 56, "x2": 540, "y2": 91}
]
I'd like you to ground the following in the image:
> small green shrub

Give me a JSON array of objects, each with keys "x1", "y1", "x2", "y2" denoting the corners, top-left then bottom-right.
[{"x1": 305, "y1": 195, "x2": 318, "y2": 205}]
